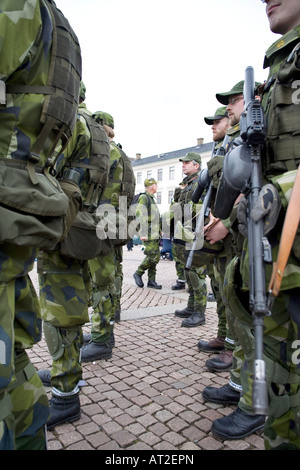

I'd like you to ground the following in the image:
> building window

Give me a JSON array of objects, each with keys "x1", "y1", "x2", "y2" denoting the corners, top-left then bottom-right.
[
  {"x1": 157, "y1": 168, "x2": 163, "y2": 181},
  {"x1": 147, "y1": 170, "x2": 152, "y2": 179},
  {"x1": 168, "y1": 190, "x2": 174, "y2": 205},
  {"x1": 169, "y1": 166, "x2": 175, "y2": 180},
  {"x1": 156, "y1": 191, "x2": 162, "y2": 204},
  {"x1": 137, "y1": 172, "x2": 142, "y2": 184}
]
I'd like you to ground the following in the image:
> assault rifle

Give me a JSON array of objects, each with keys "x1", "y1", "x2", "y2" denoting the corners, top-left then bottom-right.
[
  {"x1": 215, "y1": 66, "x2": 271, "y2": 415},
  {"x1": 185, "y1": 134, "x2": 229, "y2": 270}
]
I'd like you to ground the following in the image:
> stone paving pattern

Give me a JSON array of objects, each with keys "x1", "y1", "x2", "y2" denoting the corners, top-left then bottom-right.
[{"x1": 28, "y1": 246, "x2": 265, "y2": 451}]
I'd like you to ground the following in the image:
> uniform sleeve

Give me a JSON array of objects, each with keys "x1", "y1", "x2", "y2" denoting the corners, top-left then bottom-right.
[{"x1": 0, "y1": 0, "x2": 42, "y2": 79}]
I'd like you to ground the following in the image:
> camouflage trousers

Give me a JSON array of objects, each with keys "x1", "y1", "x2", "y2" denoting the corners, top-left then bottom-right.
[
  {"x1": 136, "y1": 239, "x2": 160, "y2": 281},
  {"x1": 88, "y1": 249, "x2": 116, "y2": 344},
  {"x1": 173, "y1": 242, "x2": 207, "y2": 313},
  {"x1": 0, "y1": 244, "x2": 49, "y2": 450},
  {"x1": 114, "y1": 246, "x2": 123, "y2": 316},
  {"x1": 225, "y1": 257, "x2": 300, "y2": 449},
  {"x1": 38, "y1": 252, "x2": 90, "y2": 394}
]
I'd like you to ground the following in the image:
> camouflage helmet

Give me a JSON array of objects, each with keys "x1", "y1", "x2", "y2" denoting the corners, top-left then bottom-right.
[
  {"x1": 93, "y1": 111, "x2": 114, "y2": 129},
  {"x1": 79, "y1": 81, "x2": 86, "y2": 101}
]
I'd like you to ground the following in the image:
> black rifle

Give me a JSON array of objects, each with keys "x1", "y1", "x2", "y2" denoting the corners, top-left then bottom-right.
[
  {"x1": 239, "y1": 66, "x2": 271, "y2": 415},
  {"x1": 185, "y1": 134, "x2": 229, "y2": 270}
]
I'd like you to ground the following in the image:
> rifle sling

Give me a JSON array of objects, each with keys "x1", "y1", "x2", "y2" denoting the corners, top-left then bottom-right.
[{"x1": 268, "y1": 165, "x2": 300, "y2": 298}]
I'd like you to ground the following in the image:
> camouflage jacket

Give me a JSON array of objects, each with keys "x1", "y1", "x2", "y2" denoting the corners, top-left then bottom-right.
[{"x1": 136, "y1": 192, "x2": 161, "y2": 241}]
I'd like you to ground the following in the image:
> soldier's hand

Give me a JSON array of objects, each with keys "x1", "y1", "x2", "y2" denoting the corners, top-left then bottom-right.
[{"x1": 237, "y1": 184, "x2": 282, "y2": 237}]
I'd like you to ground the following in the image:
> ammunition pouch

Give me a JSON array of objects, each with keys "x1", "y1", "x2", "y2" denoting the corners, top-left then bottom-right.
[{"x1": 214, "y1": 144, "x2": 253, "y2": 220}]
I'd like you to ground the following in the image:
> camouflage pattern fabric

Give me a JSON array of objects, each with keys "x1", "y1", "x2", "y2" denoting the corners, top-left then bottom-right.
[
  {"x1": 238, "y1": 28, "x2": 300, "y2": 449},
  {"x1": 135, "y1": 191, "x2": 161, "y2": 280},
  {"x1": 0, "y1": 0, "x2": 81, "y2": 449},
  {"x1": 88, "y1": 140, "x2": 130, "y2": 342},
  {"x1": 114, "y1": 246, "x2": 123, "y2": 318},
  {"x1": 38, "y1": 252, "x2": 90, "y2": 392},
  {"x1": 88, "y1": 250, "x2": 115, "y2": 344}
]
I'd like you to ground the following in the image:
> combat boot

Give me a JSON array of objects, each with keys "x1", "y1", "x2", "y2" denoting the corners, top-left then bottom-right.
[
  {"x1": 147, "y1": 280, "x2": 162, "y2": 289},
  {"x1": 181, "y1": 311, "x2": 205, "y2": 328},
  {"x1": 202, "y1": 383, "x2": 240, "y2": 405},
  {"x1": 81, "y1": 341, "x2": 112, "y2": 362},
  {"x1": 198, "y1": 336, "x2": 225, "y2": 353},
  {"x1": 133, "y1": 272, "x2": 144, "y2": 287},
  {"x1": 174, "y1": 307, "x2": 195, "y2": 318},
  {"x1": 47, "y1": 392, "x2": 81, "y2": 430},
  {"x1": 211, "y1": 407, "x2": 265, "y2": 440},
  {"x1": 205, "y1": 349, "x2": 233, "y2": 371},
  {"x1": 171, "y1": 280, "x2": 186, "y2": 290}
]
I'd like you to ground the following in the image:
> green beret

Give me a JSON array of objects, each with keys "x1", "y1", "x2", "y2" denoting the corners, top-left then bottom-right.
[
  {"x1": 179, "y1": 152, "x2": 201, "y2": 164},
  {"x1": 204, "y1": 106, "x2": 228, "y2": 125},
  {"x1": 93, "y1": 111, "x2": 114, "y2": 128},
  {"x1": 144, "y1": 177, "x2": 157, "y2": 187}
]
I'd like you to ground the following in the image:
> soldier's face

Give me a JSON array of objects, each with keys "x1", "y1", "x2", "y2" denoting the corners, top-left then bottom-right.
[
  {"x1": 211, "y1": 117, "x2": 229, "y2": 142},
  {"x1": 262, "y1": 0, "x2": 300, "y2": 35},
  {"x1": 226, "y1": 94, "x2": 244, "y2": 127}
]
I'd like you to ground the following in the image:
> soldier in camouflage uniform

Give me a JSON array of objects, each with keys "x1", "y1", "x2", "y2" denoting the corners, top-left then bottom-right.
[
  {"x1": 202, "y1": 81, "x2": 265, "y2": 440},
  {"x1": 172, "y1": 152, "x2": 207, "y2": 328},
  {"x1": 37, "y1": 84, "x2": 110, "y2": 429},
  {"x1": 133, "y1": 178, "x2": 163, "y2": 289},
  {"x1": 82, "y1": 111, "x2": 135, "y2": 362},
  {"x1": 0, "y1": 0, "x2": 81, "y2": 449},
  {"x1": 218, "y1": 0, "x2": 300, "y2": 449},
  {"x1": 197, "y1": 107, "x2": 234, "y2": 360}
]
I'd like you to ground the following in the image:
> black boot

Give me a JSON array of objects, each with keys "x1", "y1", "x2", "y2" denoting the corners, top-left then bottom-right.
[
  {"x1": 198, "y1": 336, "x2": 225, "y2": 353},
  {"x1": 174, "y1": 307, "x2": 195, "y2": 318},
  {"x1": 202, "y1": 383, "x2": 240, "y2": 405},
  {"x1": 37, "y1": 369, "x2": 51, "y2": 387},
  {"x1": 83, "y1": 333, "x2": 91, "y2": 344},
  {"x1": 133, "y1": 272, "x2": 144, "y2": 287},
  {"x1": 47, "y1": 393, "x2": 81, "y2": 430},
  {"x1": 181, "y1": 311, "x2": 205, "y2": 327},
  {"x1": 147, "y1": 280, "x2": 162, "y2": 289},
  {"x1": 211, "y1": 407, "x2": 265, "y2": 440},
  {"x1": 171, "y1": 281, "x2": 186, "y2": 290},
  {"x1": 81, "y1": 341, "x2": 112, "y2": 362}
]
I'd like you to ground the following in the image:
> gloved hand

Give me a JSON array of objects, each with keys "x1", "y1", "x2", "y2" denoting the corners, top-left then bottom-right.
[{"x1": 237, "y1": 184, "x2": 282, "y2": 238}]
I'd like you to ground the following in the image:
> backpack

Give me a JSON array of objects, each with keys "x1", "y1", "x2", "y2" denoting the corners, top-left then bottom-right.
[
  {"x1": 0, "y1": 0, "x2": 82, "y2": 250},
  {"x1": 59, "y1": 112, "x2": 111, "y2": 260}
]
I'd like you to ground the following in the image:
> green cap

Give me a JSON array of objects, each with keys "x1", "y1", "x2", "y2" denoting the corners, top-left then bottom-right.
[
  {"x1": 79, "y1": 81, "x2": 86, "y2": 101},
  {"x1": 144, "y1": 177, "x2": 157, "y2": 187},
  {"x1": 93, "y1": 111, "x2": 114, "y2": 128},
  {"x1": 216, "y1": 80, "x2": 261, "y2": 105},
  {"x1": 204, "y1": 106, "x2": 228, "y2": 125},
  {"x1": 179, "y1": 152, "x2": 201, "y2": 164}
]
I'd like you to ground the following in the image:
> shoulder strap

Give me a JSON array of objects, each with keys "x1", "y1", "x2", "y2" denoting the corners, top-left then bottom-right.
[{"x1": 268, "y1": 165, "x2": 300, "y2": 299}]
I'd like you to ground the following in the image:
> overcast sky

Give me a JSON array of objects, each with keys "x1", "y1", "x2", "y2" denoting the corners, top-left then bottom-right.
[{"x1": 56, "y1": 0, "x2": 277, "y2": 159}]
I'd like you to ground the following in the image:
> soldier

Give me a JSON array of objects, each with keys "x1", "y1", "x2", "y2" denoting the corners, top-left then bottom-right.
[
  {"x1": 172, "y1": 152, "x2": 207, "y2": 328},
  {"x1": 0, "y1": 0, "x2": 81, "y2": 449},
  {"x1": 133, "y1": 178, "x2": 162, "y2": 289},
  {"x1": 202, "y1": 81, "x2": 266, "y2": 440},
  {"x1": 82, "y1": 111, "x2": 135, "y2": 362},
  {"x1": 197, "y1": 106, "x2": 235, "y2": 360},
  {"x1": 233, "y1": 0, "x2": 300, "y2": 449},
  {"x1": 37, "y1": 84, "x2": 110, "y2": 429}
]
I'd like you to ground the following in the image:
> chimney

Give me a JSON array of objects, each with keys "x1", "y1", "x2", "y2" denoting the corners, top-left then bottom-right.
[
  {"x1": 136, "y1": 153, "x2": 141, "y2": 160},
  {"x1": 197, "y1": 138, "x2": 204, "y2": 146}
]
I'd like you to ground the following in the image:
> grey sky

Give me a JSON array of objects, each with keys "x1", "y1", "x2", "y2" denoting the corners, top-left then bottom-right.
[{"x1": 57, "y1": 0, "x2": 276, "y2": 158}]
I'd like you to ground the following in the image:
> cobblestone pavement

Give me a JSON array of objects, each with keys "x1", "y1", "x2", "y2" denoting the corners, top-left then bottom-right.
[{"x1": 28, "y1": 246, "x2": 265, "y2": 451}]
